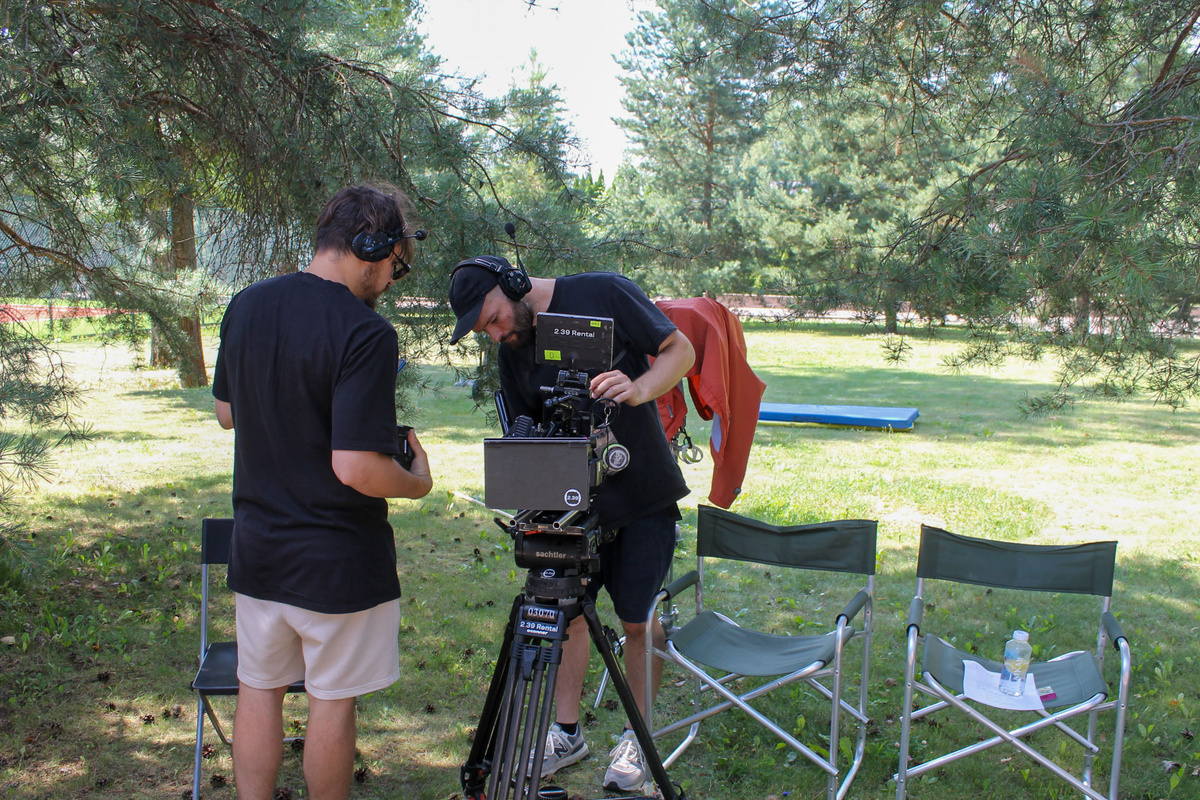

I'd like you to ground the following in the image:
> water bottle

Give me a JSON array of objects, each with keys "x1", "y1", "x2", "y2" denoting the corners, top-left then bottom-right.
[{"x1": 998, "y1": 630, "x2": 1032, "y2": 696}]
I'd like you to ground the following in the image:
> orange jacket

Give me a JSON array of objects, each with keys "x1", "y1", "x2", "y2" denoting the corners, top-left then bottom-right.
[{"x1": 654, "y1": 297, "x2": 766, "y2": 508}]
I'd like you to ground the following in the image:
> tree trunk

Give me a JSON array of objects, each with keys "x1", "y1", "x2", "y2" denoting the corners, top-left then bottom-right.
[
  {"x1": 149, "y1": 326, "x2": 169, "y2": 367},
  {"x1": 1074, "y1": 289, "x2": 1092, "y2": 336},
  {"x1": 884, "y1": 284, "x2": 899, "y2": 334},
  {"x1": 171, "y1": 191, "x2": 208, "y2": 388}
]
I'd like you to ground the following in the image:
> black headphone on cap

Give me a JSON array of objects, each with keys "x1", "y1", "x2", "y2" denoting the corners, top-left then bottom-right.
[
  {"x1": 350, "y1": 228, "x2": 427, "y2": 263},
  {"x1": 451, "y1": 255, "x2": 532, "y2": 301}
]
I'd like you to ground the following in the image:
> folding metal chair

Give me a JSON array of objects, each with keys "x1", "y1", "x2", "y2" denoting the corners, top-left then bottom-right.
[
  {"x1": 896, "y1": 525, "x2": 1131, "y2": 800},
  {"x1": 648, "y1": 505, "x2": 877, "y2": 800},
  {"x1": 191, "y1": 518, "x2": 305, "y2": 799}
]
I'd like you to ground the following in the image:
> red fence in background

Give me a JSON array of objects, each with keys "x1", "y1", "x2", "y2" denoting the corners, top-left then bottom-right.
[{"x1": 0, "y1": 303, "x2": 119, "y2": 323}]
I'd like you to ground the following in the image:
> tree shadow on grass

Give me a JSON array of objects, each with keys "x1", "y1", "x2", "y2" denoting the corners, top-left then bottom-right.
[
  {"x1": 24, "y1": 472, "x2": 234, "y2": 543},
  {"x1": 126, "y1": 385, "x2": 219, "y2": 416}
]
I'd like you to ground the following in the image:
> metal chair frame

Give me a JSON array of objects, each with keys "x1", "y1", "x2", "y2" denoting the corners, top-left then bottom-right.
[
  {"x1": 648, "y1": 506, "x2": 877, "y2": 800},
  {"x1": 191, "y1": 518, "x2": 304, "y2": 799},
  {"x1": 895, "y1": 524, "x2": 1132, "y2": 800}
]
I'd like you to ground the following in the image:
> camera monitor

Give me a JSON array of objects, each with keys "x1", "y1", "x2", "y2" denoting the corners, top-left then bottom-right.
[{"x1": 535, "y1": 313, "x2": 614, "y2": 373}]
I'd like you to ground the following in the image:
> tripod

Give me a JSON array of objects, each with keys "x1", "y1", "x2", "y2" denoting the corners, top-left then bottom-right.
[{"x1": 460, "y1": 512, "x2": 685, "y2": 800}]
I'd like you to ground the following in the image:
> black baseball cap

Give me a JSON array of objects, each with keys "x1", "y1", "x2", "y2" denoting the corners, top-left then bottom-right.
[{"x1": 448, "y1": 260, "x2": 502, "y2": 344}]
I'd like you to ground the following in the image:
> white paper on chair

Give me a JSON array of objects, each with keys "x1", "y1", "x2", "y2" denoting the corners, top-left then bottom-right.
[{"x1": 961, "y1": 661, "x2": 1047, "y2": 711}]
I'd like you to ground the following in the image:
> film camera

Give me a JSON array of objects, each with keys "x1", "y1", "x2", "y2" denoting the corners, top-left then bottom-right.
[
  {"x1": 483, "y1": 313, "x2": 630, "y2": 576},
  {"x1": 462, "y1": 311, "x2": 684, "y2": 800}
]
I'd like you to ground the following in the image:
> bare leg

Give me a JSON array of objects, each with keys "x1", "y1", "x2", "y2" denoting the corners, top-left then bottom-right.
[
  {"x1": 621, "y1": 618, "x2": 665, "y2": 724},
  {"x1": 553, "y1": 615, "x2": 591, "y2": 725},
  {"x1": 303, "y1": 695, "x2": 358, "y2": 800},
  {"x1": 232, "y1": 684, "x2": 288, "y2": 800}
]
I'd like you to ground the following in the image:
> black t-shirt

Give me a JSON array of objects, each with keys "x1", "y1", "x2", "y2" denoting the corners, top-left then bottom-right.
[
  {"x1": 497, "y1": 272, "x2": 689, "y2": 530},
  {"x1": 212, "y1": 272, "x2": 402, "y2": 613}
]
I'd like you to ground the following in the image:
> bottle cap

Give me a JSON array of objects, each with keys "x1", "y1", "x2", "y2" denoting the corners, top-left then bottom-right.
[{"x1": 1014, "y1": 630, "x2": 1029, "y2": 642}]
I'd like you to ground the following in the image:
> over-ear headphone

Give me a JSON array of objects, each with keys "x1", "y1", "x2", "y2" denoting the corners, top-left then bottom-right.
[
  {"x1": 451, "y1": 255, "x2": 532, "y2": 301},
  {"x1": 351, "y1": 228, "x2": 426, "y2": 263}
]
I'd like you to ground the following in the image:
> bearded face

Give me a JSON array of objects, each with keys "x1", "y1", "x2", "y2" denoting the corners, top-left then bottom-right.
[{"x1": 502, "y1": 298, "x2": 536, "y2": 349}]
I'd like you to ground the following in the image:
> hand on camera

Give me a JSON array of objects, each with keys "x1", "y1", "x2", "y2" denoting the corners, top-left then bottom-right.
[
  {"x1": 590, "y1": 369, "x2": 648, "y2": 407},
  {"x1": 399, "y1": 427, "x2": 433, "y2": 498},
  {"x1": 388, "y1": 424, "x2": 432, "y2": 501}
]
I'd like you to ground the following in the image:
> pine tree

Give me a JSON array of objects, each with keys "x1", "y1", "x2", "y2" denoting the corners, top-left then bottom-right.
[
  {"x1": 690, "y1": 0, "x2": 1200, "y2": 407},
  {"x1": 0, "y1": 0, "x2": 590, "y2": 568},
  {"x1": 608, "y1": 0, "x2": 777, "y2": 296},
  {"x1": 738, "y1": 89, "x2": 968, "y2": 331}
]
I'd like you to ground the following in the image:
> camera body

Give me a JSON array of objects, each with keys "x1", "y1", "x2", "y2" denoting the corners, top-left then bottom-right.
[{"x1": 483, "y1": 314, "x2": 631, "y2": 579}]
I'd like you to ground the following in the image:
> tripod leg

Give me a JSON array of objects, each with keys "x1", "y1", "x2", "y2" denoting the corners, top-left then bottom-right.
[
  {"x1": 462, "y1": 596, "x2": 521, "y2": 800},
  {"x1": 509, "y1": 655, "x2": 559, "y2": 796},
  {"x1": 465, "y1": 594, "x2": 574, "y2": 800},
  {"x1": 583, "y1": 600, "x2": 680, "y2": 800},
  {"x1": 494, "y1": 635, "x2": 558, "y2": 799}
]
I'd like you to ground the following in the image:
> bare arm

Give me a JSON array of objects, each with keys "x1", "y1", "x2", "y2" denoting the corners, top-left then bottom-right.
[
  {"x1": 589, "y1": 329, "x2": 695, "y2": 407},
  {"x1": 214, "y1": 399, "x2": 234, "y2": 430},
  {"x1": 331, "y1": 429, "x2": 433, "y2": 499}
]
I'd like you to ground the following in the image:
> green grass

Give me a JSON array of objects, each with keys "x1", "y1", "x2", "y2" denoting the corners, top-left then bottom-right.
[{"x1": 0, "y1": 321, "x2": 1197, "y2": 799}]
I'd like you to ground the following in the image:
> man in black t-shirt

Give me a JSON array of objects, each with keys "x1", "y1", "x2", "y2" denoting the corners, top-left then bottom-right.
[
  {"x1": 449, "y1": 261, "x2": 694, "y2": 792},
  {"x1": 213, "y1": 184, "x2": 433, "y2": 800}
]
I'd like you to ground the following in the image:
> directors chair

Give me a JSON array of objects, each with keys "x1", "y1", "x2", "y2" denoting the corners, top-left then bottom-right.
[
  {"x1": 896, "y1": 525, "x2": 1131, "y2": 800},
  {"x1": 191, "y1": 518, "x2": 305, "y2": 799},
  {"x1": 648, "y1": 505, "x2": 877, "y2": 800}
]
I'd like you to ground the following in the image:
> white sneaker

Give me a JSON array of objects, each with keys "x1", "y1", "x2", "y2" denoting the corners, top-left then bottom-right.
[
  {"x1": 603, "y1": 729, "x2": 648, "y2": 792},
  {"x1": 537, "y1": 722, "x2": 589, "y2": 776}
]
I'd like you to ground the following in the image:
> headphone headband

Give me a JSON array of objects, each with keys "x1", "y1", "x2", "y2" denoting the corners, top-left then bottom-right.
[
  {"x1": 452, "y1": 255, "x2": 531, "y2": 301},
  {"x1": 351, "y1": 228, "x2": 427, "y2": 263}
]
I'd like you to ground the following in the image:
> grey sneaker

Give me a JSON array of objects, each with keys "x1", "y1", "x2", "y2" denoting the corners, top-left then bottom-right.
[
  {"x1": 537, "y1": 722, "x2": 589, "y2": 776},
  {"x1": 603, "y1": 729, "x2": 648, "y2": 792}
]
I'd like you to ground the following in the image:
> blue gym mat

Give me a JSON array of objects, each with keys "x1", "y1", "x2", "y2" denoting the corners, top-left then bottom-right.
[{"x1": 759, "y1": 403, "x2": 920, "y2": 430}]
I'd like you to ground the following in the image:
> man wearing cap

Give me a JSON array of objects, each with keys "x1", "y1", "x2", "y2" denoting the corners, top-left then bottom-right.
[
  {"x1": 449, "y1": 260, "x2": 694, "y2": 792},
  {"x1": 214, "y1": 184, "x2": 433, "y2": 800}
]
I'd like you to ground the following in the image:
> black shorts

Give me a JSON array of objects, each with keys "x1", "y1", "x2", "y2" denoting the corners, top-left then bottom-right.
[{"x1": 588, "y1": 505, "x2": 680, "y2": 623}]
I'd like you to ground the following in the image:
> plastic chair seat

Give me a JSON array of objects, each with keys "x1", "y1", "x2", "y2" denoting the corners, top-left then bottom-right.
[
  {"x1": 923, "y1": 636, "x2": 1107, "y2": 710},
  {"x1": 193, "y1": 642, "x2": 239, "y2": 695},
  {"x1": 192, "y1": 642, "x2": 303, "y2": 696},
  {"x1": 672, "y1": 610, "x2": 845, "y2": 677}
]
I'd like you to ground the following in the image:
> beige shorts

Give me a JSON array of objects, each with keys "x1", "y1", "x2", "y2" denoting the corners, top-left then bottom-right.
[{"x1": 234, "y1": 594, "x2": 400, "y2": 700}]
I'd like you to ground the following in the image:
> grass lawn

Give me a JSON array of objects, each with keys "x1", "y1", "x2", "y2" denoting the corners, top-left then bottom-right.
[{"x1": 0, "y1": 320, "x2": 1197, "y2": 800}]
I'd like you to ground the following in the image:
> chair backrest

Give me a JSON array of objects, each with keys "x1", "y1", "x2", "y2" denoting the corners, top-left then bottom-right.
[
  {"x1": 199, "y1": 518, "x2": 234, "y2": 656},
  {"x1": 697, "y1": 505, "x2": 877, "y2": 575},
  {"x1": 917, "y1": 524, "x2": 1116, "y2": 597},
  {"x1": 201, "y1": 518, "x2": 234, "y2": 566}
]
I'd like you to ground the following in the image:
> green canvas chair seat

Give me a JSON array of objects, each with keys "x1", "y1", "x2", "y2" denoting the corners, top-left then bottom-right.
[
  {"x1": 895, "y1": 525, "x2": 1131, "y2": 800},
  {"x1": 672, "y1": 610, "x2": 849, "y2": 677},
  {"x1": 648, "y1": 506, "x2": 877, "y2": 800},
  {"x1": 923, "y1": 636, "x2": 1107, "y2": 711}
]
